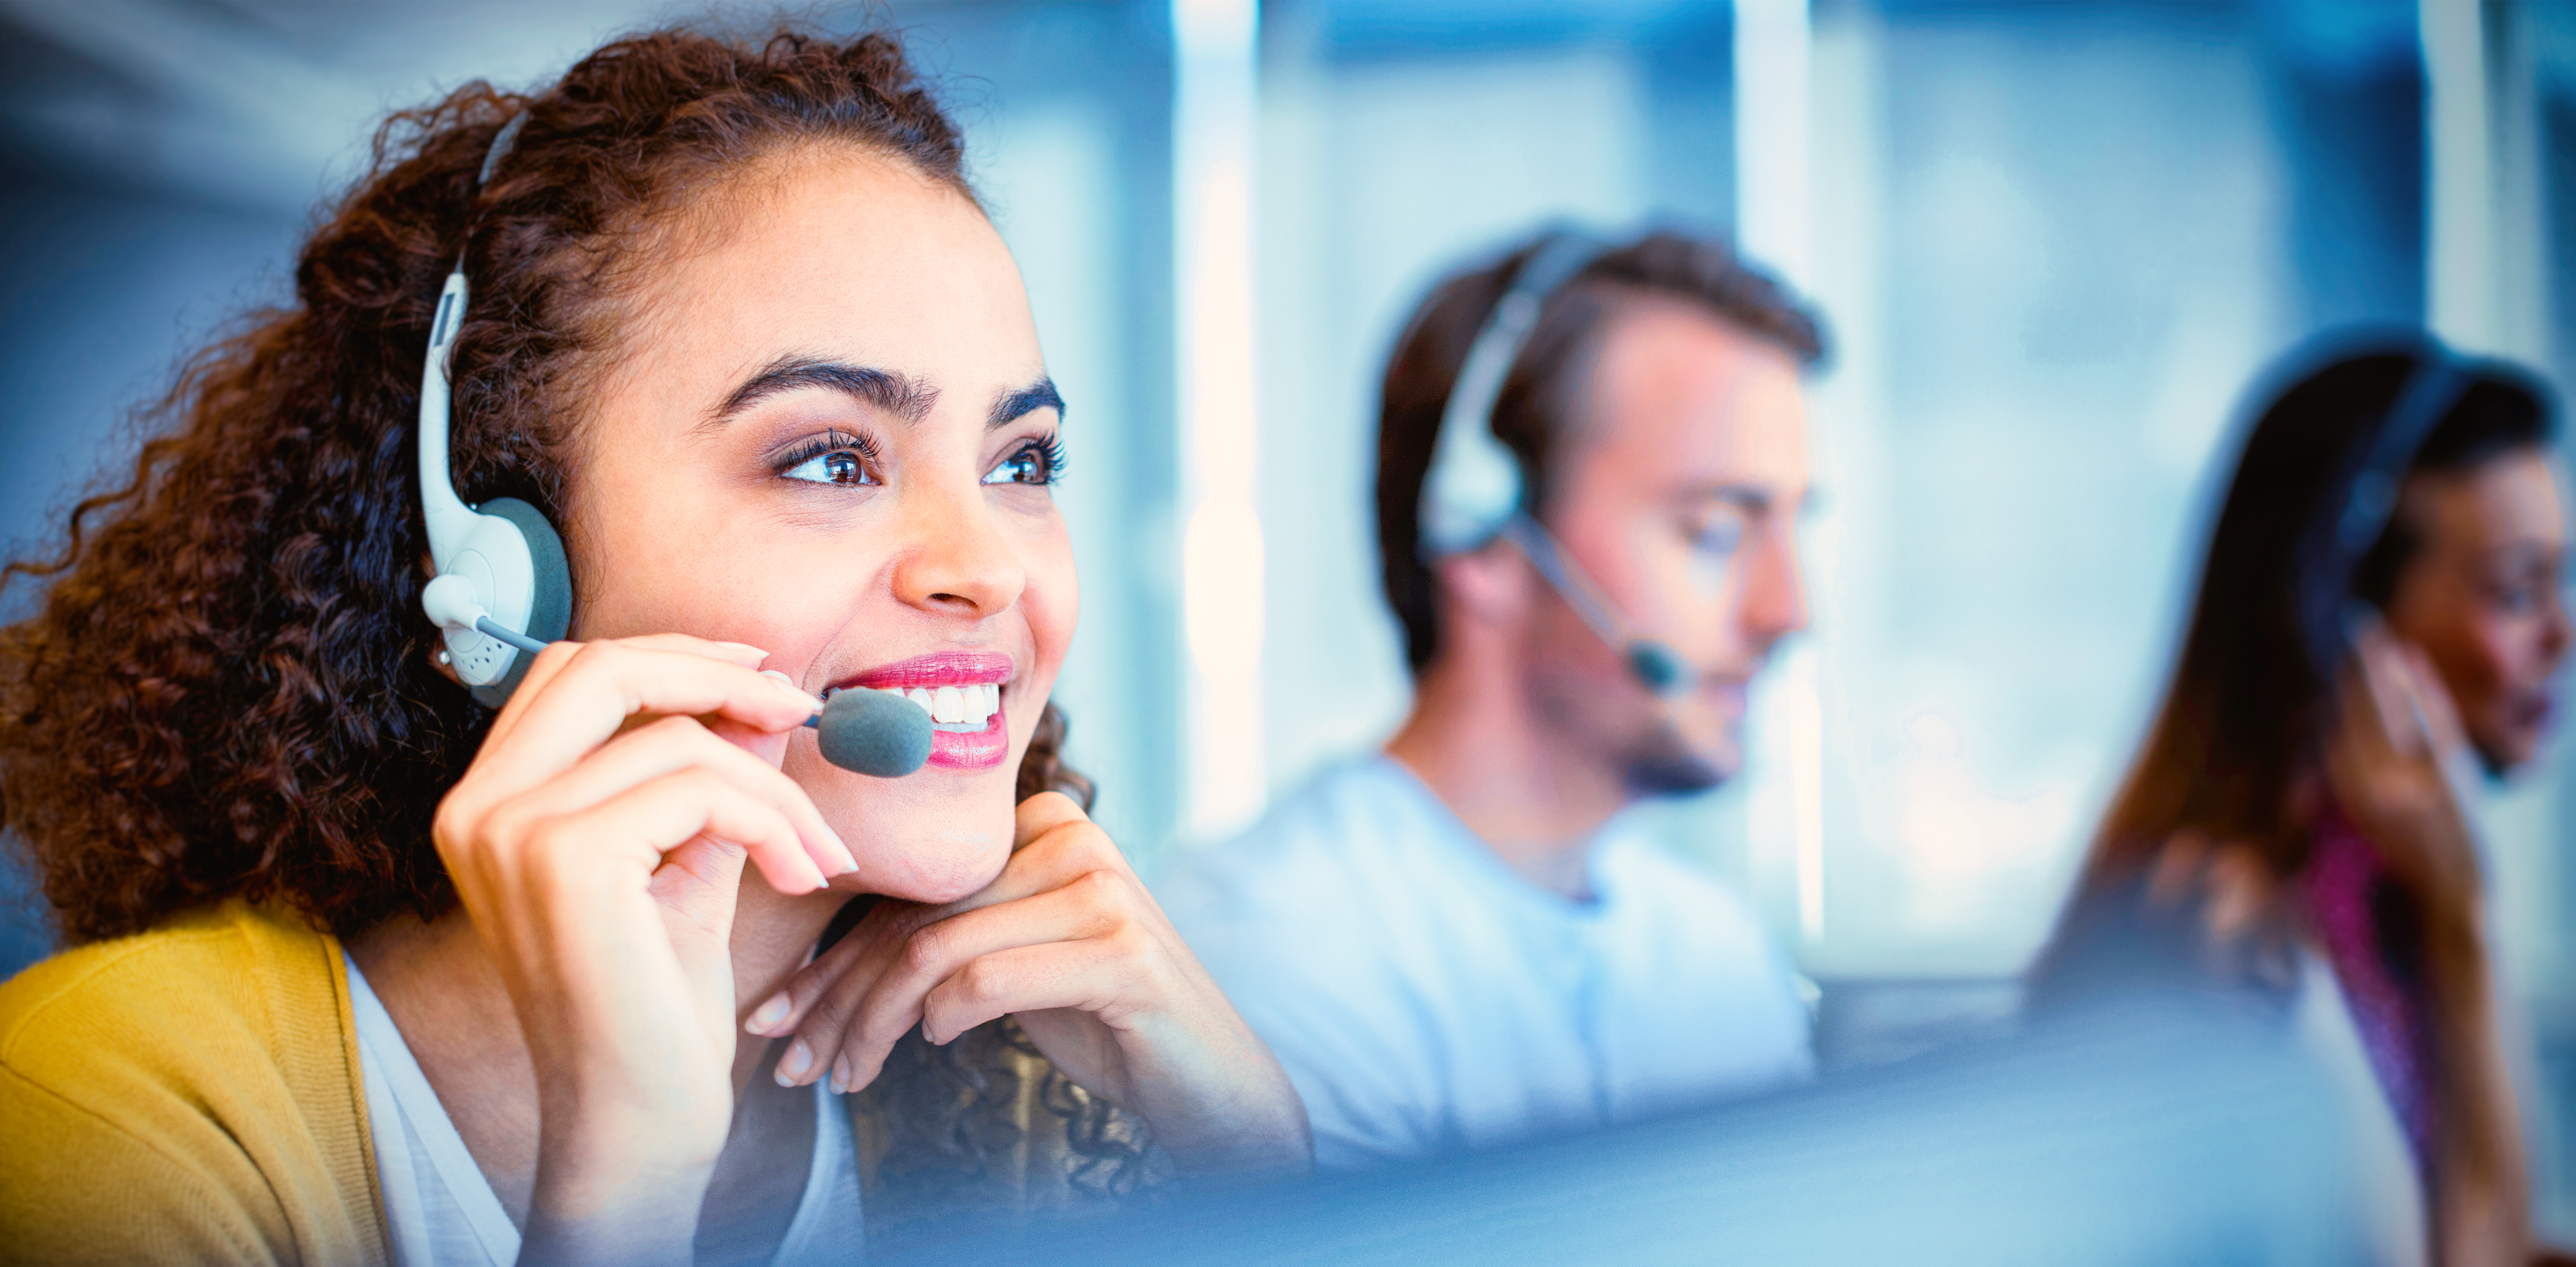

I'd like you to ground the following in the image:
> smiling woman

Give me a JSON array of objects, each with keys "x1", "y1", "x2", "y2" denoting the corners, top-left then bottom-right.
[{"x1": 0, "y1": 21, "x2": 1306, "y2": 1267}]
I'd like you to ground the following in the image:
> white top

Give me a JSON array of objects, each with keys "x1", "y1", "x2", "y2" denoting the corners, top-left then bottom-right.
[
  {"x1": 1154, "y1": 756, "x2": 1813, "y2": 1170},
  {"x1": 2291, "y1": 948, "x2": 2427, "y2": 1267},
  {"x1": 2283, "y1": 754, "x2": 2548, "y2": 1267},
  {"x1": 346, "y1": 959, "x2": 865, "y2": 1266}
]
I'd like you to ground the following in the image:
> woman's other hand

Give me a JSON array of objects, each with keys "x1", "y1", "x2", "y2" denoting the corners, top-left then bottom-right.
[
  {"x1": 748, "y1": 791, "x2": 1312, "y2": 1176},
  {"x1": 2325, "y1": 621, "x2": 2483, "y2": 924},
  {"x1": 2330, "y1": 622, "x2": 2536, "y2": 1267},
  {"x1": 431, "y1": 634, "x2": 855, "y2": 1266}
]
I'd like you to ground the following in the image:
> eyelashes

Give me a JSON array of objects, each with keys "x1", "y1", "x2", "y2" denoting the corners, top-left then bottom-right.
[
  {"x1": 770, "y1": 429, "x2": 1066, "y2": 490},
  {"x1": 983, "y1": 433, "x2": 1067, "y2": 487},
  {"x1": 774, "y1": 429, "x2": 882, "y2": 487}
]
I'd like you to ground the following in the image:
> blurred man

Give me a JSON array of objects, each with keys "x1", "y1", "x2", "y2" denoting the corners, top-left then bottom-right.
[{"x1": 1156, "y1": 230, "x2": 1826, "y2": 1169}]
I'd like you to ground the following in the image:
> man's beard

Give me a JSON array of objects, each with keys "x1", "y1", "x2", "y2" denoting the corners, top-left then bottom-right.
[
  {"x1": 1615, "y1": 712, "x2": 1728, "y2": 796},
  {"x1": 1528, "y1": 659, "x2": 1735, "y2": 797}
]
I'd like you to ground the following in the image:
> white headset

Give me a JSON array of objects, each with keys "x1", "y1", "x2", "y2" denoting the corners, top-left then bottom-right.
[
  {"x1": 416, "y1": 113, "x2": 573, "y2": 708},
  {"x1": 400, "y1": 113, "x2": 936, "y2": 777},
  {"x1": 1417, "y1": 230, "x2": 1689, "y2": 694}
]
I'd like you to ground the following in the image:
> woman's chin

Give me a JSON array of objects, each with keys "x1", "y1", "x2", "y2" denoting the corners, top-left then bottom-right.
[
  {"x1": 791, "y1": 746, "x2": 1021, "y2": 903},
  {"x1": 871, "y1": 851, "x2": 1009, "y2": 905},
  {"x1": 831, "y1": 816, "x2": 1013, "y2": 904}
]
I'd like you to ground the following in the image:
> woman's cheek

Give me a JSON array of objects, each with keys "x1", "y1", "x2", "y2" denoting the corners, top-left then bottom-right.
[
  {"x1": 2468, "y1": 612, "x2": 2527, "y2": 695},
  {"x1": 2506, "y1": 612, "x2": 2564, "y2": 688},
  {"x1": 1018, "y1": 515, "x2": 1080, "y2": 672}
]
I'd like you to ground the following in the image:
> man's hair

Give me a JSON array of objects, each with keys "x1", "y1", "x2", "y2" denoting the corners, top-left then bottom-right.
[{"x1": 1374, "y1": 230, "x2": 1829, "y2": 674}]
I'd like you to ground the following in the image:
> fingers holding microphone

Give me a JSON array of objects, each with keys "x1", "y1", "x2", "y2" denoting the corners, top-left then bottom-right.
[
  {"x1": 431, "y1": 633, "x2": 863, "y2": 1032},
  {"x1": 449, "y1": 635, "x2": 861, "y2": 893},
  {"x1": 429, "y1": 634, "x2": 889, "y2": 1258}
]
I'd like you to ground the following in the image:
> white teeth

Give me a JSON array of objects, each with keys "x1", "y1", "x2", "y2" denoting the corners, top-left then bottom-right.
[{"x1": 896, "y1": 682, "x2": 1003, "y2": 730}]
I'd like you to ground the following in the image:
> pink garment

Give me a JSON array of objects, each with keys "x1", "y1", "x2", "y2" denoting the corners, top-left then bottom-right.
[{"x1": 2300, "y1": 810, "x2": 2439, "y2": 1182}]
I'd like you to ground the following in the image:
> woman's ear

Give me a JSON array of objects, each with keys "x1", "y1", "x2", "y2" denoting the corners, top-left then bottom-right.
[{"x1": 420, "y1": 551, "x2": 464, "y2": 686}]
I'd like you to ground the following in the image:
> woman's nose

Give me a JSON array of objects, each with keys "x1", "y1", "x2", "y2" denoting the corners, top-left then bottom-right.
[
  {"x1": 2541, "y1": 591, "x2": 2574, "y2": 667},
  {"x1": 890, "y1": 481, "x2": 1027, "y2": 619}
]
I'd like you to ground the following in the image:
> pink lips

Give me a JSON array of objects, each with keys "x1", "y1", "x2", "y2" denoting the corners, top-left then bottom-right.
[
  {"x1": 844, "y1": 652, "x2": 1012, "y2": 691},
  {"x1": 837, "y1": 652, "x2": 1014, "y2": 772}
]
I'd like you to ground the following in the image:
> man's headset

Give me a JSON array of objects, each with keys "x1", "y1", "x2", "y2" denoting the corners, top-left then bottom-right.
[
  {"x1": 413, "y1": 114, "x2": 932, "y2": 777},
  {"x1": 1418, "y1": 231, "x2": 1692, "y2": 696}
]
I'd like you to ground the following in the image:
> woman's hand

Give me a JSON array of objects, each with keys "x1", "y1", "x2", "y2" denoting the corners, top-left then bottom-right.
[
  {"x1": 747, "y1": 792, "x2": 1312, "y2": 1176},
  {"x1": 2327, "y1": 622, "x2": 2536, "y2": 1267},
  {"x1": 2325, "y1": 621, "x2": 2484, "y2": 926},
  {"x1": 431, "y1": 634, "x2": 854, "y2": 1266}
]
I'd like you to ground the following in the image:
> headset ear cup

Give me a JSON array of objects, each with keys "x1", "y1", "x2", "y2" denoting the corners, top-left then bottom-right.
[{"x1": 467, "y1": 497, "x2": 573, "y2": 709}]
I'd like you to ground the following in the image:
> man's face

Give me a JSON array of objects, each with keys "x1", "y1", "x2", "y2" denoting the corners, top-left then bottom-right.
[{"x1": 1524, "y1": 297, "x2": 1811, "y2": 794}]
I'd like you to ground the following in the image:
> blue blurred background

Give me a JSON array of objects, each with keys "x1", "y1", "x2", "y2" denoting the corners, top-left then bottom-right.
[{"x1": 0, "y1": 0, "x2": 2572, "y2": 1225}]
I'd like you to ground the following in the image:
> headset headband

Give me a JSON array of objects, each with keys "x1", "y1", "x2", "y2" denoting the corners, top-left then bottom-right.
[
  {"x1": 2294, "y1": 340, "x2": 2477, "y2": 670},
  {"x1": 479, "y1": 111, "x2": 528, "y2": 187},
  {"x1": 417, "y1": 111, "x2": 530, "y2": 576},
  {"x1": 1418, "y1": 230, "x2": 1612, "y2": 557},
  {"x1": 419, "y1": 108, "x2": 572, "y2": 704},
  {"x1": 1410, "y1": 228, "x2": 1692, "y2": 694}
]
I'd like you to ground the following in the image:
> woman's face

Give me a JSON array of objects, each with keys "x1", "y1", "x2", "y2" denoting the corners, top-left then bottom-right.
[
  {"x1": 2385, "y1": 447, "x2": 2572, "y2": 773},
  {"x1": 566, "y1": 146, "x2": 1075, "y2": 902}
]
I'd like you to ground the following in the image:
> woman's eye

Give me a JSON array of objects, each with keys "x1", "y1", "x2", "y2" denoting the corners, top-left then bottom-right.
[
  {"x1": 983, "y1": 439, "x2": 1062, "y2": 487},
  {"x1": 782, "y1": 447, "x2": 875, "y2": 487}
]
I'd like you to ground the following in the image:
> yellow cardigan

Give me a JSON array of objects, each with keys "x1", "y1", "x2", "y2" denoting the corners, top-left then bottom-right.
[
  {"x1": 0, "y1": 900, "x2": 1136, "y2": 1265},
  {"x1": 0, "y1": 902, "x2": 384, "y2": 1266}
]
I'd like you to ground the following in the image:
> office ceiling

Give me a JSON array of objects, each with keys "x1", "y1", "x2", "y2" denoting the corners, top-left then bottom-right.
[{"x1": 0, "y1": 0, "x2": 880, "y2": 210}]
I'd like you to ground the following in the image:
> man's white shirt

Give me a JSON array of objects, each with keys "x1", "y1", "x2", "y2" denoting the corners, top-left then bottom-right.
[{"x1": 1155, "y1": 756, "x2": 1813, "y2": 1171}]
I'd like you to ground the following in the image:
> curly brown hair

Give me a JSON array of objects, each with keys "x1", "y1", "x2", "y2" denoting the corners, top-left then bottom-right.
[
  {"x1": 0, "y1": 23, "x2": 1104, "y2": 944},
  {"x1": 0, "y1": 18, "x2": 1140, "y2": 1200}
]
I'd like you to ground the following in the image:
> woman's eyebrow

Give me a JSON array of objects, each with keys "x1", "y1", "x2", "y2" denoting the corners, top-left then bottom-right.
[
  {"x1": 987, "y1": 378, "x2": 1066, "y2": 431},
  {"x1": 705, "y1": 355, "x2": 939, "y2": 430}
]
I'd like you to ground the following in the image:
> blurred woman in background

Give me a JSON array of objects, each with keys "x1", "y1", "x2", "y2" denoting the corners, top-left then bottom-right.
[
  {"x1": 0, "y1": 23, "x2": 1305, "y2": 1266},
  {"x1": 2035, "y1": 334, "x2": 2570, "y2": 1266}
]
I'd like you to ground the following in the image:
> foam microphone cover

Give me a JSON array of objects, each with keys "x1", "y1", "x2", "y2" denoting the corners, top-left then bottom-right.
[
  {"x1": 815, "y1": 687, "x2": 936, "y2": 777},
  {"x1": 1627, "y1": 642, "x2": 1689, "y2": 696}
]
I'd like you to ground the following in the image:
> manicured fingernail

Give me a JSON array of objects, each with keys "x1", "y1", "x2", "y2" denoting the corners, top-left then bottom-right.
[
  {"x1": 775, "y1": 1039, "x2": 812, "y2": 1086},
  {"x1": 825, "y1": 827, "x2": 858, "y2": 876},
  {"x1": 747, "y1": 993, "x2": 790, "y2": 1034},
  {"x1": 761, "y1": 669, "x2": 821, "y2": 708}
]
